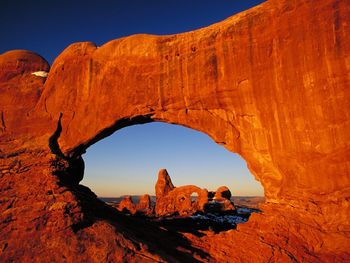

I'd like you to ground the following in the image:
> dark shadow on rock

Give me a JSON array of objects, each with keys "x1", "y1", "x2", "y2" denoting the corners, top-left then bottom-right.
[
  {"x1": 66, "y1": 183, "x2": 212, "y2": 262},
  {"x1": 153, "y1": 216, "x2": 237, "y2": 237}
]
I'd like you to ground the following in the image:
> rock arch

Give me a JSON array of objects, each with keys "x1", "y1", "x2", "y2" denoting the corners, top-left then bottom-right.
[
  {"x1": 0, "y1": 0, "x2": 349, "y2": 261},
  {"x1": 155, "y1": 169, "x2": 209, "y2": 216}
]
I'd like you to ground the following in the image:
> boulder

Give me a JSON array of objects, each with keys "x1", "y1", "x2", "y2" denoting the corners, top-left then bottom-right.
[{"x1": 214, "y1": 186, "x2": 232, "y2": 200}]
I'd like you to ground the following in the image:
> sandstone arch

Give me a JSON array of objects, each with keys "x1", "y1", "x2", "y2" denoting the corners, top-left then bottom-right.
[
  {"x1": 0, "y1": 0, "x2": 349, "y2": 261},
  {"x1": 155, "y1": 169, "x2": 209, "y2": 216}
]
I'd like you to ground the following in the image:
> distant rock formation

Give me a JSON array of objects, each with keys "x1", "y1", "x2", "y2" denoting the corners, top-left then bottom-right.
[
  {"x1": 206, "y1": 186, "x2": 236, "y2": 213},
  {"x1": 155, "y1": 169, "x2": 175, "y2": 198},
  {"x1": 116, "y1": 170, "x2": 235, "y2": 217},
  {"x1": 214, "y1": 186, "x2": 232, "y2": 200},
  {"x1": 136, "y1": 194, "x2": 154, "y2": 215},
  {"x1": 117, "y1": 195, "x2": 136, "y2": 214},
  {"x1": 155, "y1": 169, "x2": 209, "y2": 216},
  {"x1": 117, "y1": 194, "x2": 154, "y2": 215}
]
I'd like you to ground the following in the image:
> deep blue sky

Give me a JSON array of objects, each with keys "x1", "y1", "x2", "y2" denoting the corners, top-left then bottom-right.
[
  {"x1": 1, "y1": 0, "x2": 265, "y2": 63},
  {"x1": 1, "y1": 0, "x2": 265, "y2": 196}
]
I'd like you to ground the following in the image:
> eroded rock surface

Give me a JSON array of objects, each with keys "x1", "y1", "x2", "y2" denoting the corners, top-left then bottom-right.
[
  {"x1": 155, "y1": 169, "x2": 209, "y2": 216},
  {"x1": 136, "y1": 194, "x2": 154, "y2": 215},
  {"x1": 206, "y1": 186, "x2": 236, "y2": 213},
  {"x1": 117, "y1": 194, "x2": 154, "y2": 215},
  {"x1": 155, "y1": 169, "x2": 175, "y2": 199},
  {"x1": 0, "y1": 0, "x2": 349, "y2": 261},
  {"x1": 117, "y1": 195, "x2": 136, "y2": 214},
  {"x1": 214, "y1": 186, "x2": 231, "y2": 200}
]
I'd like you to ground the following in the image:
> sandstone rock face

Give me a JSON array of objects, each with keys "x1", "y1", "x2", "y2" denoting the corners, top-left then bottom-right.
[
  {"x1": 0, "y1": 0, "x2": 349, "y2": 261},
  {"x1": 214, "y1": 186, "x2": 232, "y2": 200},
  {"x1": 117, "y1": 194, "x2": 154, "y2": 215},
  {"x1": 136, "y1": 194, "x2": 153, "y2": 215},
  {"x1": 117, "y1": 195, "x2": 136, "y2": 214},
  {"x1": 155, "y1": 169, "x2": 175, "y2": 199},
  {"x1": 205, "y1": 186, "x2": 235, "y2": 213},
  {"x1": 155, "y1": 169, "x2": 209, "y2": 216}
]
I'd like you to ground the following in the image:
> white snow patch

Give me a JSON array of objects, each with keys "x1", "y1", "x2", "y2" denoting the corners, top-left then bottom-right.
[
  {"x1": 191, "y1": 214, "x2": 248, "y2": 225},
  {"x1": 236, "y1": 207, "x2": 253, "y2": 213},
  {"x1": 31, "y1": 71, "x2": 48, "y2": 78}
]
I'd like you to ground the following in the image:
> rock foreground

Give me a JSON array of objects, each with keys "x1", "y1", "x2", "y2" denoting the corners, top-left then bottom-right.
[{"x1": 0, "y1": 0, "x2": 349, "y2": 262}]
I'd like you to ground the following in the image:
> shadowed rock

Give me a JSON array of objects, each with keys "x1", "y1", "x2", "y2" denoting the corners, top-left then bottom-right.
[
  {"x1": 212, "y1": 186, "x2": 235, "y2": 212},
  {"x1": 136, "y1": 194, "x2": 154, "y2": 215},
  {"x1": 214, "y1": 186, "x2": 232, "y2": 200}
]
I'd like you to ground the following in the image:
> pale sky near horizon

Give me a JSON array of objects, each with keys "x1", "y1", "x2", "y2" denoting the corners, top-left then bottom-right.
[{"x1": 82, "y1": 123, "x2": 264, "y2": 197}]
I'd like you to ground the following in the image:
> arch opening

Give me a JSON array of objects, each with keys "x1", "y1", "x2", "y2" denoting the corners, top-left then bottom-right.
[
  {"x1": 81, "y1": 121, "x2": 264, "y2": 234},
  {"x1": 191, "y1": 192, "x2": 199, "y2": 201},
  {"x1": 82, "y1": 122, "x2": 264, "y2": 197}
]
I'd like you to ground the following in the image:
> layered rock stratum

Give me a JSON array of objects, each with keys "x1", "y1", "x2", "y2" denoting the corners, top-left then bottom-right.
[{"x1": 0, "y1": 0, "x2": 349, "y2": 261}]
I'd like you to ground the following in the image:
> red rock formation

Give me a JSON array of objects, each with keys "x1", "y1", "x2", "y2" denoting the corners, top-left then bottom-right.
[
  {"x1": 155, "y1": 169, "x2": 209, "y2": 216},
  {"x1": 214, "y1": 186, "x2": 232, "y2": 200},
  {"x1": 155, "y1": 169, "x2": 175, "y2": 199},
  {"x1": 136, "y1": 194, "x2": 154, "y2": 215},
  {"x1": 117, "y1": 195, "x2": 136, "y2": 214},
  {"x1": 117, "y1": 194, "x2": 154, "y2": 215},
  {"x1": 205, "y1": 186, "x2": 235, "y2": 212},
  {"x1": 0, "y1": 0, "x2": 349, "y2": 261}
]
